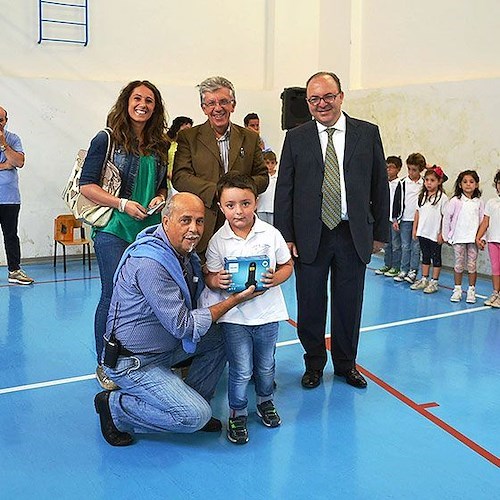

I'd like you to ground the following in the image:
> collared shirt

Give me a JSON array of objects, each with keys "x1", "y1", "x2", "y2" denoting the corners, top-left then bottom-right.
[
  {"x1": 107, "y1": 225, "x2": 212, "y2": 354},
  {"x1": 202, "y1": 216, "x2": 290, "y2": 325},
  {"x1": 315, "y1": 112, "x2": 347, "y2": 219},
  {"x1": 216, "y1": 124, "x2": 231, "y2": 172}
]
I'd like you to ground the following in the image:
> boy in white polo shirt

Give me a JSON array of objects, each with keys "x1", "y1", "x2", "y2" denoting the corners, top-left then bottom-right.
[{"x1": 203, "y1": 172, "x2": 293, "y2": 445}]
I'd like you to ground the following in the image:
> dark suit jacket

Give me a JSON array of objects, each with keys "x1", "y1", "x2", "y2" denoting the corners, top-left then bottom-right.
[
  {"x1": 172, "y1": 120, "x2": 268, "y2": 251},
  {"x1": 274, "y1": 114, "x2": 389, "y2": 265}
]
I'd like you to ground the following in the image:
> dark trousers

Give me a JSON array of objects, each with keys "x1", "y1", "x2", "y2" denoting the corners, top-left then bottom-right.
[
  {"x1": 0, "y1": 204, "x2": 21, "y2": 272},
  {"x1": 295, "y1": 221, "x2": 366, "y2": 373}
]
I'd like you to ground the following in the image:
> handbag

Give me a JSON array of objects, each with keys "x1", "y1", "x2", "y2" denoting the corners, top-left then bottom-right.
[{"x1": 62, "y1": 128, "x2": 121, "y2": 227}]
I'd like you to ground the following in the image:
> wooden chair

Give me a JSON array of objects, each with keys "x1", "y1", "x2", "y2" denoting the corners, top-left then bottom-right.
[{"x1": 53, "y1": 214, "x2": 91, "y2": 273}]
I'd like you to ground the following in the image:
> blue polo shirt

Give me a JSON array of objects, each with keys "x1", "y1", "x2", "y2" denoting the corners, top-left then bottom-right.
[{"x1": 0, "y1": 130, "x2": 24, "y2": 204}]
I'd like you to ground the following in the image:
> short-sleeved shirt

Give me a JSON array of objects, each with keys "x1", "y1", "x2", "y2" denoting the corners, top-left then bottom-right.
[
  {"x1": 484, "y1": 197, "x2": 500, "y2": 243},
  {"x1": 401, "y1": 177, "x2": 423, "y2": 221},
  {"x1": 416, "y1": 193, "x2": 448, "y2": 242},
  {"x1": 0, "y1": 130, "x2": 24, "y2": 204},
  {"x1": 452, "y1": 197, "x2": 482, "y2": 244},
  {"x1": 202, "y1": 216, "x2": 291, "y2": 325}
]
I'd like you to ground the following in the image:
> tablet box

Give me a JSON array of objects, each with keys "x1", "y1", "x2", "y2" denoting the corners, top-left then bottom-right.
[{"x1": 224, "y1": 255, "x2": 270, "y2": 292}]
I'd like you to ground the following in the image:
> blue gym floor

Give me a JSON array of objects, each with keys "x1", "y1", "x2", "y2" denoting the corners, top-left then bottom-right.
[{"x1": 1, "y1": 254, "x2": 499, "y2": 499}]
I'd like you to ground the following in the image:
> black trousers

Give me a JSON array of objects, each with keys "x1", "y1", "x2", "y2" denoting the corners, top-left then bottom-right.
[
  {"x1": 295, "y1": 221, "x2": 366, "y2": 373},
  {"x1": 0, "y1": 204, "x2": 21, "y2": 272}
]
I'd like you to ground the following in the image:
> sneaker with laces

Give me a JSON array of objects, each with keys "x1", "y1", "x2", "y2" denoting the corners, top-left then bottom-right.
[
  {"x1": 466, "y1": 286, "x2": 476, "y2": 304},
  {"x1": 423, "y1": 280, "x2": 438, "y2": 294},
  {"x1": 384, "y1": 267, "x2": 400, "y2": 277},
  {"x1": 393, "y1": 271, "x2": 407, "y2": 282},
  {"x1": 375, "y1": 265, "x2": 391, "y2": 275},
  {"x1": 404, "y1": 270, "x2": 417, "y2": 284},
  {"x1": 227, "y1": 416, "x2": 249, "y2": 444},
  {"x1": 450, "y1": 287, "x2": 462, "y2": 302},
  {"x1": 96, "y1": 365, "x2": 120, "y2": 391},
  {"x1": 256, "y1": 400, "x2": 282, "y2": 428},
  {"x1": 410, "y1": 277, "x2": 428, "y2": 290},
  {"x1": 484, "y1": 291, "x2": 499, "y2": 306},
  {"x1": 491, "y1": 295, "x2": 500, "y2": 308},
  {"x1": 8, "y1": 269, "x2": 34, "y2": 285}
]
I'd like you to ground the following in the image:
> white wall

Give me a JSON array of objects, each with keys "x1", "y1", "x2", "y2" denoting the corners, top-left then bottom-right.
[{"x1": 1, "y1": 0, "x2": 499, "y2": 275}]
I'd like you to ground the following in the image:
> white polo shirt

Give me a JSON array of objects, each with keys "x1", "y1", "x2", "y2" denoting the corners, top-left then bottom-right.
[{"x1": 201, "y1": 216, "x2": 291, "y2": 325}]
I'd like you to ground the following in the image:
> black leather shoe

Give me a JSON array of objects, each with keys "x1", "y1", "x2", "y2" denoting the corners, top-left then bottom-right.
[
  {"x1": 335, "y1": 368, "x2": 367, "y2": 388},
  {"x1": 94, "y1": 391, "x2": 134, "y2": 446},
  {"x1": 200, "y1": 417, "x2": 222, "y2": 432},
  {"x1": 301, "y1": 369, "x2": 323, "y2": 389}
]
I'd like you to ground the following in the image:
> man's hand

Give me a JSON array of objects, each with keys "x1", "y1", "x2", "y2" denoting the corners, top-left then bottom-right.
[
  {"x1": 233, "y1": 285, "x2": 265, "y2": 303},
  {"x1": 287, "y1": 242, "x2": 299, "y2": 258}
]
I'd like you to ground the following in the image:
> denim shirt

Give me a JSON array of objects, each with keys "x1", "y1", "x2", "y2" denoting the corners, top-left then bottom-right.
[{"x1": 79, "y1": 129, "x2": 167, "y2": 198}]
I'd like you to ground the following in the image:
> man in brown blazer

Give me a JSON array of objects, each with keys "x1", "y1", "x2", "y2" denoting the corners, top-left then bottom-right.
[{"x1": 172, "y1": 76, "x2": 269, "y2": 256}]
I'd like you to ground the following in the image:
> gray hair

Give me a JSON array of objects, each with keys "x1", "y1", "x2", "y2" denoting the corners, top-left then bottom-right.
[{"x1": 197, "y1": 76, "x2": 236, "y2": 104}]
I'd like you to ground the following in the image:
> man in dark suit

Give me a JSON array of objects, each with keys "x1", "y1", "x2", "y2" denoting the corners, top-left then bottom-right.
[
  {"x1": 172, "y1": 76, "x2": 269, "y2": 255},
  {"x1": 274, "y1": 72, "x2": 389, "y2": 389}
]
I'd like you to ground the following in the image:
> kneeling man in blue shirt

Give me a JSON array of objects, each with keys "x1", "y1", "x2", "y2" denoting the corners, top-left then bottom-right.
[{"x1": 94, "y1": 192, "x2": 259, "y2": 446}]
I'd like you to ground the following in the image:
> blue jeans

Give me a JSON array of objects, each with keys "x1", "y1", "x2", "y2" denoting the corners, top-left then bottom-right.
[
  {"x1": 221, "y1": 322, "x2": 278, "y2": 415},
  {"x1": 383, "y1": 222, "x2": 402, "y2": 269},
  {"x1": 399, "y1": 221, "x2": 420, "y2": 273},
  {"x1": 93, "y1": 231, "x2": 130, "y2": 364},
  {"x1": 105, "y1": 324, "x2": 226, "y2": 434}
]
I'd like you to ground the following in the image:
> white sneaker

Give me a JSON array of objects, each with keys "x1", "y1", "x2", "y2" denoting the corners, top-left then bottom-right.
[
  {"x1": 423, "y1": 280, "x2": 438, "y2": 294},
  {"x1": 484, "y1": 292, "x2": 499, "y2": 306},
  {"x1": 492, "y1": 295, "x2": 500, "y2": 309},
  {"x1": 404, "y1": 270, "x2": 417, "y2": 284},
  {"x1": 393, "y1": 271, "x2": 407, "y2": 282},
  {"x1": 410, "y1": 277, "x2": 428, "y2": 290},
  {"x1": 466, "y1": 286, "x2": 476, "y2": 304},
  {"x1": 450, "y1": 287, "x2": 462, "y2": 302}
]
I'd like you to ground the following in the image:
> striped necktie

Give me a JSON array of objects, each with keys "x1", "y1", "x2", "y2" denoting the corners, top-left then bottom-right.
[{"x1": 321, "y1": 127, "x2": 342, "y2": 229}]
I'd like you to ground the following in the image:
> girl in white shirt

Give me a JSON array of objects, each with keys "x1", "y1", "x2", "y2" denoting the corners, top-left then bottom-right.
[
  {"x1": 410, "y1": 166, "x2": 448, "y2": 294},
  {"x1": 476, "y1": 170, "x2": 500, "y2": 307},
  {"x1": 443, "y1": 170, "x2": 484, "y2": 303}
]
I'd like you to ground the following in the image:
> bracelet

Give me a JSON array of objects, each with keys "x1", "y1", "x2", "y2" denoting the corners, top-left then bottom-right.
[{"x1": 118, "y1": 198, "x2": 128, "y2": 213}]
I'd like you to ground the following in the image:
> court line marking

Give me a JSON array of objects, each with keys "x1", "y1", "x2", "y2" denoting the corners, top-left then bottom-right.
[
  {"x1": 0, "y1": 374, "x2": 96, "y2": 394},
  {"x1": 357, "y1": 365, "x2": 500, "y2": 468},
  {"x1": 1, "y1": 304, "x2": 498, "y2": 467},
  {"x1": 0, "y1": 305, "x2": 490, "y2": 395}
]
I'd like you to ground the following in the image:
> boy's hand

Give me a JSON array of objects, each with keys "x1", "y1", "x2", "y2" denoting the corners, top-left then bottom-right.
[
  {"x1": 392, "y1": 221, "x2": 400, "y2": 231},
  {"x1": 261, "y1": 268, "x2": 278, "y2": 288},
  {"x1": 216, "y1": 269, "x2": 232, "y2": 290}
]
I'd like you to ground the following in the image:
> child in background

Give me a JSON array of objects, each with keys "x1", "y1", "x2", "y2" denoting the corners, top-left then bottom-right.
[
  {"x1": 204, "y1": 172, "x2": 293, "y2": 445},
  {"x1": 410, "y1": 166, "x2": 448, "y2": 294},
  {"x1": 475, "y1": 170, "x2": 500, "y2": 308},
  {"x1": 443, "y1": 170, "x2": 484, "y2": 303},
  {"x1": 392, "y1": 153, "x2": 426, "y2": 284},
  {"x1": 375, "y1": 156, "x2": 403, "y2": 277},
  {"x1": 256, "y1": 150, "x2": 278, "y2": 225}
]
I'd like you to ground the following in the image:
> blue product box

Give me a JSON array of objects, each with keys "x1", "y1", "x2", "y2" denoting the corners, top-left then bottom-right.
[{"x1": 224, "y1": 255, "x2": 270, "y2": 292}]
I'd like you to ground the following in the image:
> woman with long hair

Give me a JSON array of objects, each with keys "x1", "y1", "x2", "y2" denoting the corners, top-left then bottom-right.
[{"x1": 80, "y1": 80, "x2": 169, "y2": 389}]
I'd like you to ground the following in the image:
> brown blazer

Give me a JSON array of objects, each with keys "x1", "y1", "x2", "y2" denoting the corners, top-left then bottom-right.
[{"x1": 172, "y1": 120, "x2": 269, "y2": 252}]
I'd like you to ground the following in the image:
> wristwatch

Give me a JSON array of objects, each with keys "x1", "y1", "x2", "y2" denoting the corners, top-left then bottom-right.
[{"x1": 0, "y1": 144, "x2": 6, "y2": 152}]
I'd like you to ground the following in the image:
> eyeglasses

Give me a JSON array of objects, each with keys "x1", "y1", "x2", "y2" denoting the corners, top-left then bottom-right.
[
  {"x1": 306, "y1": 93, "x2": 341, "y2": 106},
  {"x1": 202, "y1": 99, "x2": 235, "y2": 109}
]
